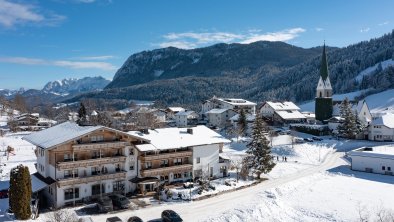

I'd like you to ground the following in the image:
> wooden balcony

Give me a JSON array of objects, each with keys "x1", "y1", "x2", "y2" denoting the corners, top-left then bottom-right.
[
  {"x1": 141, "y1": 164, "x2": 193, "y2": 177},
  {"x1": 56, "y1": 155, "x2": 127, "y2": 170},
  {"x1": 72, "y1": 141, "x2": 130, "y2": 151},
  {"x1": 57, "y1": 171, "x2": 126, "y2": 187},
  {"x1": 139, "y1": 150, "x2": 192, "y2": 161}
]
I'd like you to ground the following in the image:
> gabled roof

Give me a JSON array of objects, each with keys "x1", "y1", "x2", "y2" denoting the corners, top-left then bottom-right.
[
  {"x1": 23, "y1": 121, "x2": 102, "y2": 149},
  {"x1": 206, "y1": 108, "x2": 229, "y2": 114},
  {"x1": 175, "y1": 110, "x2": 196, "y2": 116},
  {"x1": 371, "y1": 113, "x2": 394, "y2": 128},
  {"x1": 276, "y1": 110, "x2": 306, "y2": 120},
  {"x1": 167, "y1": 107, "x2": 185, "y2": 112},
  {"x1": 265, "y1": 101, "x2": 300, "y2": 111},
  {"x1": 128, "y1": 125, "x2": 230, "y2": 151}
]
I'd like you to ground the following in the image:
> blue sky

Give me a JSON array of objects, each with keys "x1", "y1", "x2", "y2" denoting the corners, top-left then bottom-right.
[{"x1": 0, "y1": 0, "x2": 393, "y2": 89}]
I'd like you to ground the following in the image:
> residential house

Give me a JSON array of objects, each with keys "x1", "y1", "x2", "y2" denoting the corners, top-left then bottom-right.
[
  {"x1": 24, "y1": 122, "x2": 139, "y2": 208},
  {"x1": 202, "y1": 97, "x2": 256, "y2": 115},
  {"x1": 174, "y1": 110, "x2": 199, "y2": 127},
  {"x1": 368, "y1": 113, "x2": 394, "y2": 141},
  {"x1": 206, "y1": 109, "x2": 237, "y2": 128},
  {"x1": 260, "y1": 101, "x2": 306, "y2": 125},
  {"x1": 166, "y1": 107, "x2": 185, "y2": 120},
  {"x1": 127, "y1": 126, "x2": 230, "y2": 193},
  {"x1": 9, "y1": 113, "x2": 56, "y2": 131}
]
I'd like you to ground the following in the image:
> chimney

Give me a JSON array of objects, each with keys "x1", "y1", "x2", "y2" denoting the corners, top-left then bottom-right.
[
  {"x1": 187, "y1": 128, "x2": 193, "y2": 134},
  {"x1": 140, "y1": 128, "x2": 149, "y2": 134}
]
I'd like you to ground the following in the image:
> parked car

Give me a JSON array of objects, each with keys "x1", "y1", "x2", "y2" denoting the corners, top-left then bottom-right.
[
  {"x1": 106, "y1": 216, "x2": 122, "y2": 222},
  {"x1": 294, "y1": 137, "x2": 304, "y2": 143},
  {"x1": 98, "y1": 196, "x2": 113, "y2": 213},
  {"x1": 183, "y1": 182, "x2": 194, "y2": 189},
  {"x1": 312, "y1": 136, "x2": 323, "y2": 141},
  {"x1": 161, "y1": 210, "x2": 183, "y2": 222},
  {"x1": 109, "y1": 194, "x2": 130, "y2": 209},
  {"x1": 127, "y1": 216, "x2": 143, "y2": 222},
  {"x1": 304, "y1": 138, "x2": 313, "y2": 142}
]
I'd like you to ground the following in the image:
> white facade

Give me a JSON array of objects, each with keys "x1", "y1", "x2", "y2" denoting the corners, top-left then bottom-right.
[
  {"x1": 316, "y1": 76, "x2": 332, "y2": 98},
  {"x1": 348, "y1": 147, "x2": 394, "y2": 175},
  {"x1": 206, "y1": 109, "x2": 237, "y2": 128},
  {"x1": 174, "y1": 111, "x2": 198, "y2": 127},
  {"x1": 368, "y1": 113, "x2": 394, "y2": 141},
  {"x1": 192, "y1": 144, "x2": 220, "y2": 178}
]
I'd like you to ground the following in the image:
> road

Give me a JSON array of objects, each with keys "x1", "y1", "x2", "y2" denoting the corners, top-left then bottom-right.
[{"x1": 93, "y1": 151, "x2": 344, "y2": 222}]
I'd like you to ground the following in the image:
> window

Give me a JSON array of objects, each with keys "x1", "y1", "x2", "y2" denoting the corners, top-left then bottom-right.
[
  {"x1": 91, "y1": 166, "x2": 100, "y2": 175},
  {"x1": 115, "y1": 164, "x2": 121, "y2": 172},
  {"x1": 129, "y1": 148, "x2": 134, "y2": 156},
  {"x1": 382, "y1": 166, "x2": 386, "y2": 171},
  {"x1": 64, "y1": 153, "x2": 72, "y2": 162},
  {"x1": 161, "y1": 159, "x2": 169, "y2": 167},
  {"x1": 92, "y1": 150, "x2": 102, "y2": 159},
  {"x1": 174, "y1": 173, "x2": 182, "y2": 179},
  {"x1": 91, "y1": 135, "x2": 104, "y2": 142},
  {"x1": 174, "y1": 158, "x2": 182, "y2": 165},
  {"x1": 196, "y1": 157, "x2": 200, "y2": 164},
  {"x1": 115, "y1": 149, "x2": 122, "y2": 156},
  {"x1": 113, "y1": 181, "x2": 124, "y2": 192},
  {"x1": 145, "y1": 162, "x2": 152, "y2": 169},
  {"x1": 388, "y1": 167, "x2": 391, "y2": 171},
  {"x1": 91, "y1": 184, "x2": 105, "y2": 196},
  {"x1": 129, "y1": 162, "x2": 135, "y2": 171},
  {"x1": 184, "y1": 172, "x2": 189, "y2": 178},
  {"x1": 64, "y1": 188, "x2": 79, "y2": 200},
  {"x1": 64, "y1": 169, "x2": 78, "y2": 178}
]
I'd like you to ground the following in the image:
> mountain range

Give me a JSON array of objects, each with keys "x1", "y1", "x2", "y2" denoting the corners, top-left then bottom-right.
[
  {"x1": 0, "y1": 76, "x2": 110, "y2": 108},
  {"x1": 68, "y1": 30, "x2": 394, "y2": 109}
]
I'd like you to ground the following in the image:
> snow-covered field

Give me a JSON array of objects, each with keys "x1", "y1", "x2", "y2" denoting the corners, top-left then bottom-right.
[{"x1": 0, "y1": 132, "x2": 36, "y2": 182}]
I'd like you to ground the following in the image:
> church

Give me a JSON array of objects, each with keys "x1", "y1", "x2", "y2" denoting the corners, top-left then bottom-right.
[{"x1": 314, "y1": 44, "x2": 372, "y2": 129}]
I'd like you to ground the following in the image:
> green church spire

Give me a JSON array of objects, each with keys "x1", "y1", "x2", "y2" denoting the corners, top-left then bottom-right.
[{"x1": 320, "y1": 43, "x2": 329, "y2": 81}]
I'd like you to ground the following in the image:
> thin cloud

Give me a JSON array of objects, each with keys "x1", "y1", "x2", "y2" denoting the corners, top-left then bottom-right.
[
  {"x1": 0, "y1": 0, "x2": 66, "y2": 28},
  {"x1": 157, "y1": 28, "x2": 306, "y2": 49},
  {"x1": 378, "y1": 21, "x2": 389, "y2": 26},
  {"x1": 75, "y1": 55, "x2": 115, "y2": 61},
  {"x1": 241, "y1": 28, "x2": 306, "y2": 44},
  {"x1": 0, "y1": 56, "x2": 116, "y2": 71},
  {"x1": 360, "y1": 27, "x2": 370, "y2": 33},
  {"x1": 315, "y1": 27, "x2": 324, "y2": 32}
]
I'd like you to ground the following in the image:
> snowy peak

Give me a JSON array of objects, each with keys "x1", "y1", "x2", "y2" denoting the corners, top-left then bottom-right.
[{"x1": 42, "y1": 76, "x2": 110, "y2": 95}]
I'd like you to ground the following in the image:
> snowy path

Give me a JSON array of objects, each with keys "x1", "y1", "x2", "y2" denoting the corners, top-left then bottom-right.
[{"x1": 93, "y1": 151, "x2": 342, "y2": 222}]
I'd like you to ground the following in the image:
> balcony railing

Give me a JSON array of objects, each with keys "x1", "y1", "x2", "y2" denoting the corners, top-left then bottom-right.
[
  {"x1": 139, "y1": 150, "x2": 192, "y2": 161},
  {"x1": 57, "y1": 171, "x2": 126, "y2": 187},
  {"x1": 141, "y1": 164, "x2": 193, "y2": 177},
  {"x1": 56, "y1": 155, "x2": 127, "y2": 170},
  {"x1": 72, "y1": 141, "x2": 130, "y2": 151}
]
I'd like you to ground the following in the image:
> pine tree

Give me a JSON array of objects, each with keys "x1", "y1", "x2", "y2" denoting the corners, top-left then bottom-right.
[
  {"x1": 238, "y1": 108, "x2": 247, "y2": 137},
  {"x1": 337, "y1": 98, "x2": 358, "y2": 139},
  {"x1": 245, "y1": 115, "x2": 275, "y2": 179},
  {"x1": 77, "y1": 102, "x2": 87, "y2": 125},
  {"x1": 9, "y1": 164, "x2": 32, "y2": 220}
]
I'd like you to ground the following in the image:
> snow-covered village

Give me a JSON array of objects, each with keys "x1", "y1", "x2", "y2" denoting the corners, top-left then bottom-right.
[{"x1": 1, "y1": 1, "x2": 394, "y2": 222}]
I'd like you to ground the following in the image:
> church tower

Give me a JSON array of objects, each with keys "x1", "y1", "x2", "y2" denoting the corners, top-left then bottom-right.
[{"x1": 315, "y1": 44, "x2": 333, "y2": 122}]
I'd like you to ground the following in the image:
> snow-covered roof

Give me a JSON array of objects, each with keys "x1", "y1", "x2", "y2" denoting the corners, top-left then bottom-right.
[
  {"x1": 371, "y1": 113, "x2": 394, "y2": 128},
  {"x1": 218, "y1": 98, "x2": 256, "y2": 106},
  {"x1": 229, "y1": 114, "x2": 255, "y2": 122},
  {"x1": 206, "y1": 108, "x2": 229, "y2": 114},
  {"x1": 327, "y1": 116, "x2": 344, "y2": 122},
  {"x1": 23, "y1": 121, "x2": 102, "y2": 149},
  {"x1": 38, "y1": 118, "x2": 57, "y2": 124},
  {"x1": 301, "y1": 112, "x2": 315, "y2": 118},
  {"x1": 128, "y1": 125, "x2": 230, "y2": 151},
  {"x1": 349, "y1": 146, "x2": 394, "y2": 159},
  {"x1": 266, "y1": 101, "x2": 300, "y2": 111},
  {"x1": 175, "y1": 110, "x2": 196, "y2": 116},
  {"x1": 167, "y1": 107, "x2": 185, "y2": 112},
  {"x1": 275, "y1": 110, "x2": 306, "y2": 120},
  {"x1": 91, "y1": 110, "x2": 98, "y2": 116}
]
